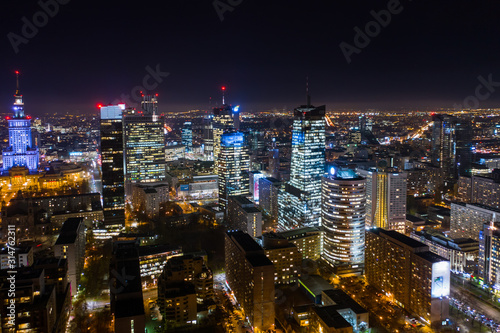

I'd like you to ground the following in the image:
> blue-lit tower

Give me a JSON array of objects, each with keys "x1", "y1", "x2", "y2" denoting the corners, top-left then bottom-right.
[
  {"x1": 278, "y1": 95, "x2": 325, "y2": 230},
  {"x1": 218, "y1": 131, "x2": 250, "y2": 212},
  {"x1": 2, "y1": 72, "x2": 39, "y2": 172}
]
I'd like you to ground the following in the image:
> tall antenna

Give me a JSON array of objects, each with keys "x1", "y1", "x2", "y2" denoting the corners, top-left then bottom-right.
[
  {"x1": 221, "y1": 86, "x2": 226, "y2": 105},
  {"x1": 306, "y1": 76, "x2": 311, "y2": 107},
  {"x1": 15, "y1": 70, "x2": 20, "y2": 95}
]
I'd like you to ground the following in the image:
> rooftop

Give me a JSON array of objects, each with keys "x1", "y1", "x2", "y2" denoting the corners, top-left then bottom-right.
[
  {"x1": 278, "y1": 227, "x2": 321, "y2": 239},
  {"x1": 322, "y1": 289, "x2": 367, "y2": 314},
  {"x1": 415, "y1": 251, "x2": 448, "y2": 263},
  {"x1": 369, "y1": 228, "x2": 427, "y2": 249},
  {"x1": 227, "y1": 230, "x2": 263, "y2": 253},
  {"x1": 55, "y1": 217, "x2": 84, "y2": 245},
  {"x1": 313, "y1": 305, "x2": 352, "y2": 329}
]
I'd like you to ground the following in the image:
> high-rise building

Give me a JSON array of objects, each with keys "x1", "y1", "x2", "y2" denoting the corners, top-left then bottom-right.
[
  {"x1": 278, "y1": 101, "x2": 325, "y2": 230},
  {"x1": 450, "y1": 202, "x2": 500, "y2": 240},
  {"x1": 100, "y1": 104, "x2": 126, "y2": 229},
  {"x1": 259, "y1": 177, "x2": 281, "y2": 223},
  {"x1": 225, "y1": 231, "x2": 275, "y2": 331},
  {"x1": 2, "y1": 72, "x2": 39, "y2": 172},
  {"x1": 479, "y1": 222, "x2": 500, "y2": 291},
  {"x1": 217, "y1": 131, "x2": 249, "y2": 212},
  {"x1": 365, "y1": 228, "x2": 450, "y2": 328},
  {"x1": 123, "y1": 102, "x2": 166, "y2": 197},
  {"x1": 212, "y1": 105, "x2": 234, "y2": 174},
  {"x1": 202, "y1": 115, "x2": 214, "y2": 156},
  {"x1": 455, "y1": 118, "x2": 473, "y2": 177},
  {"x1": 181, "y1": 121, "x2": 193, "y2": 152},
  {"x1": 357, "y1": 168, "x2": 407, "y2": 233},
  {"x1": 321, "y1": 168, "x2": 366, "y2": 274},
  {"x1": 431, "y1": 114, "x2": 455, "y2": 171}
]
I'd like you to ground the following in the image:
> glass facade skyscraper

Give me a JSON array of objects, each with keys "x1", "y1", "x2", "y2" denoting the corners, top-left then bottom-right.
[
  {"x1": 123, "y1": 107, "x2": 166, "y2": 197},
  {"x1": 100, "y1": 104, "x2": 126, "y2": 228},
  {"x1": 278, "y1": 103, "x2": 325, "y2": 230},
  {"x1": 321, "y1": 168, "x2": 366, "y2": 271},
  {"x1": 181, "y1": 121, "x2": 193, "y2": 152},
  {"x1": 3, "y1": 73, "x2": 39, "y2": 172},
  {"x1": 218, "y1": 131, "x2": 249, "y2": 212},
  {"x1": 213, "y1": 105, "x2": 234, "y2": 174}
]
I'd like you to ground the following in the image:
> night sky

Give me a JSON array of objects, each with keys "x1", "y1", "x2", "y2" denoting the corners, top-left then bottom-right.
[{"x1": 1, "y1": 0, "x2": 500, "y2": 115}]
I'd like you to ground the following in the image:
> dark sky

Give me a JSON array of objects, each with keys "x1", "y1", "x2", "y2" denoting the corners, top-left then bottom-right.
[{"x1": 1, "y1": 0, "x2": 500, "y2": 115}]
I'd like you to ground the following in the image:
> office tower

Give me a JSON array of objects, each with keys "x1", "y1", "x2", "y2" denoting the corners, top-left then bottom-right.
[
  {"x1": 259, "y1": 177, "x2": 281, "y2": 223},
  {"x1": 479, "y1": 222, "x2": 500, "y2": 291},
  {"x1": 321, "y1": 168, "x2": 366, "y2": 274},
  {"x1": 217, "y1": 131, "x2": 249, "y2": 212},
  {"x1": 202, "y1": 115, "x2": 214, "y2": 156},
  {"x1": 455, "y1": 118, "x2": 473, "y2": 177},
  {"x1": 431, "y1": 114, "x2": 456, "y2": 174},
  {"x1": 225, "y1": 231, "x2": 275, "y2": 331},
  {"x1": 53, "y1": 218, "x2": 86, "y2": 296},
  {"x1": 278, "y1": 101, "x2": 325, "y2": 230},
  {"x1": 357, "y1": 168, "x2": 407, "y2": 233},
  {"x1": 450, "y1": 202, "x2": 500, "y2": 240},
  {"x1": 3, "y1": 72, "x2": 39, "y2": 172},
  {"x1": 123, "y1": 102, "x2": 166, "y2": 197},
  {"x1": 277, "y1": 227, "x2": 323, "y2": 260},
  {"x1": 212, "y1": 104, "x2": 234, "y2": 174},
  {"x1": 100, "y1": 104, "x2": 126, "y2": 229},
  {"x1": 181, "y1": 121, "x2": 193, "y2": 152},
  {"x1": 227, "y1": 195, "x2": 262, "y2": 238},
  {"x1": 365, "y1": 229, "x2": 450, "y2": 327}
]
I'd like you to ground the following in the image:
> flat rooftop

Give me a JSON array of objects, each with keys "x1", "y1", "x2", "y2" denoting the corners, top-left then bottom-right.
[
  {"x1": 313, "y1": 306, "x2": 352, "y2": 329},
  {"x1": 55, "y1": 218, "x2": 84, "y2": 245},
  {"x1": 370, "y1": 228, "x2": 426, "y2": 249},
  {"x1": 227, "y1": 230, "x2": 263, "y2": 253},
  {"x1": 415, "y1": 250, "x2": 448, "y2": 263}
]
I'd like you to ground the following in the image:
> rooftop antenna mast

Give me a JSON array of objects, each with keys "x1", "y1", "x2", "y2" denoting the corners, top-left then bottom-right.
[
  {"x1": 222, "y1": 86, "x2": 226, "y2": 105},
  {"x1": 15, "y1": 70, "x2": 20, "y2": 95}
]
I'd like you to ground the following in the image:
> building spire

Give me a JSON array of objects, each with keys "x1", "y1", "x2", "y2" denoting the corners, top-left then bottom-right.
[
  {"x1": 222, "y1": 86, "x2": 226, "y2": 105},
  {"x1": 15, "y1": 70, "x2": 20, "y2": 96}
]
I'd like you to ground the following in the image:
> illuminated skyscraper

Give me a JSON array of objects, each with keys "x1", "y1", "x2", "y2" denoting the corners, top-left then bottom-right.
[
  {"x1": 181, "y1": 121, "x2": 193, "y2": 152},
  {"x1": 218, "y1": 131, "x2": 249, "y2": 212},
  {"x1": 100, "y1": 104, "x2": 126, "y2": 229},
  {"x1": 3, "y1": 72, "x2": 39, "y2": 172},
  {"x1": 358, "y1": 168, "x2": 407, "y2": 233},
  {"x1": 123, "y1": 97, "x2": 166, "y2": 197},
  {"x1": 321, "y1": 168, "x2": 366, "y2": 274},
  {"x1": 278, "y1": 100, "x2": 325, "y2": 230},
  {"x1": 212, "y1": 104, "x2": 234, "y2": 174},
  {"x1": 431, "y1": 114, "x2": 456, "y2": 178}
]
